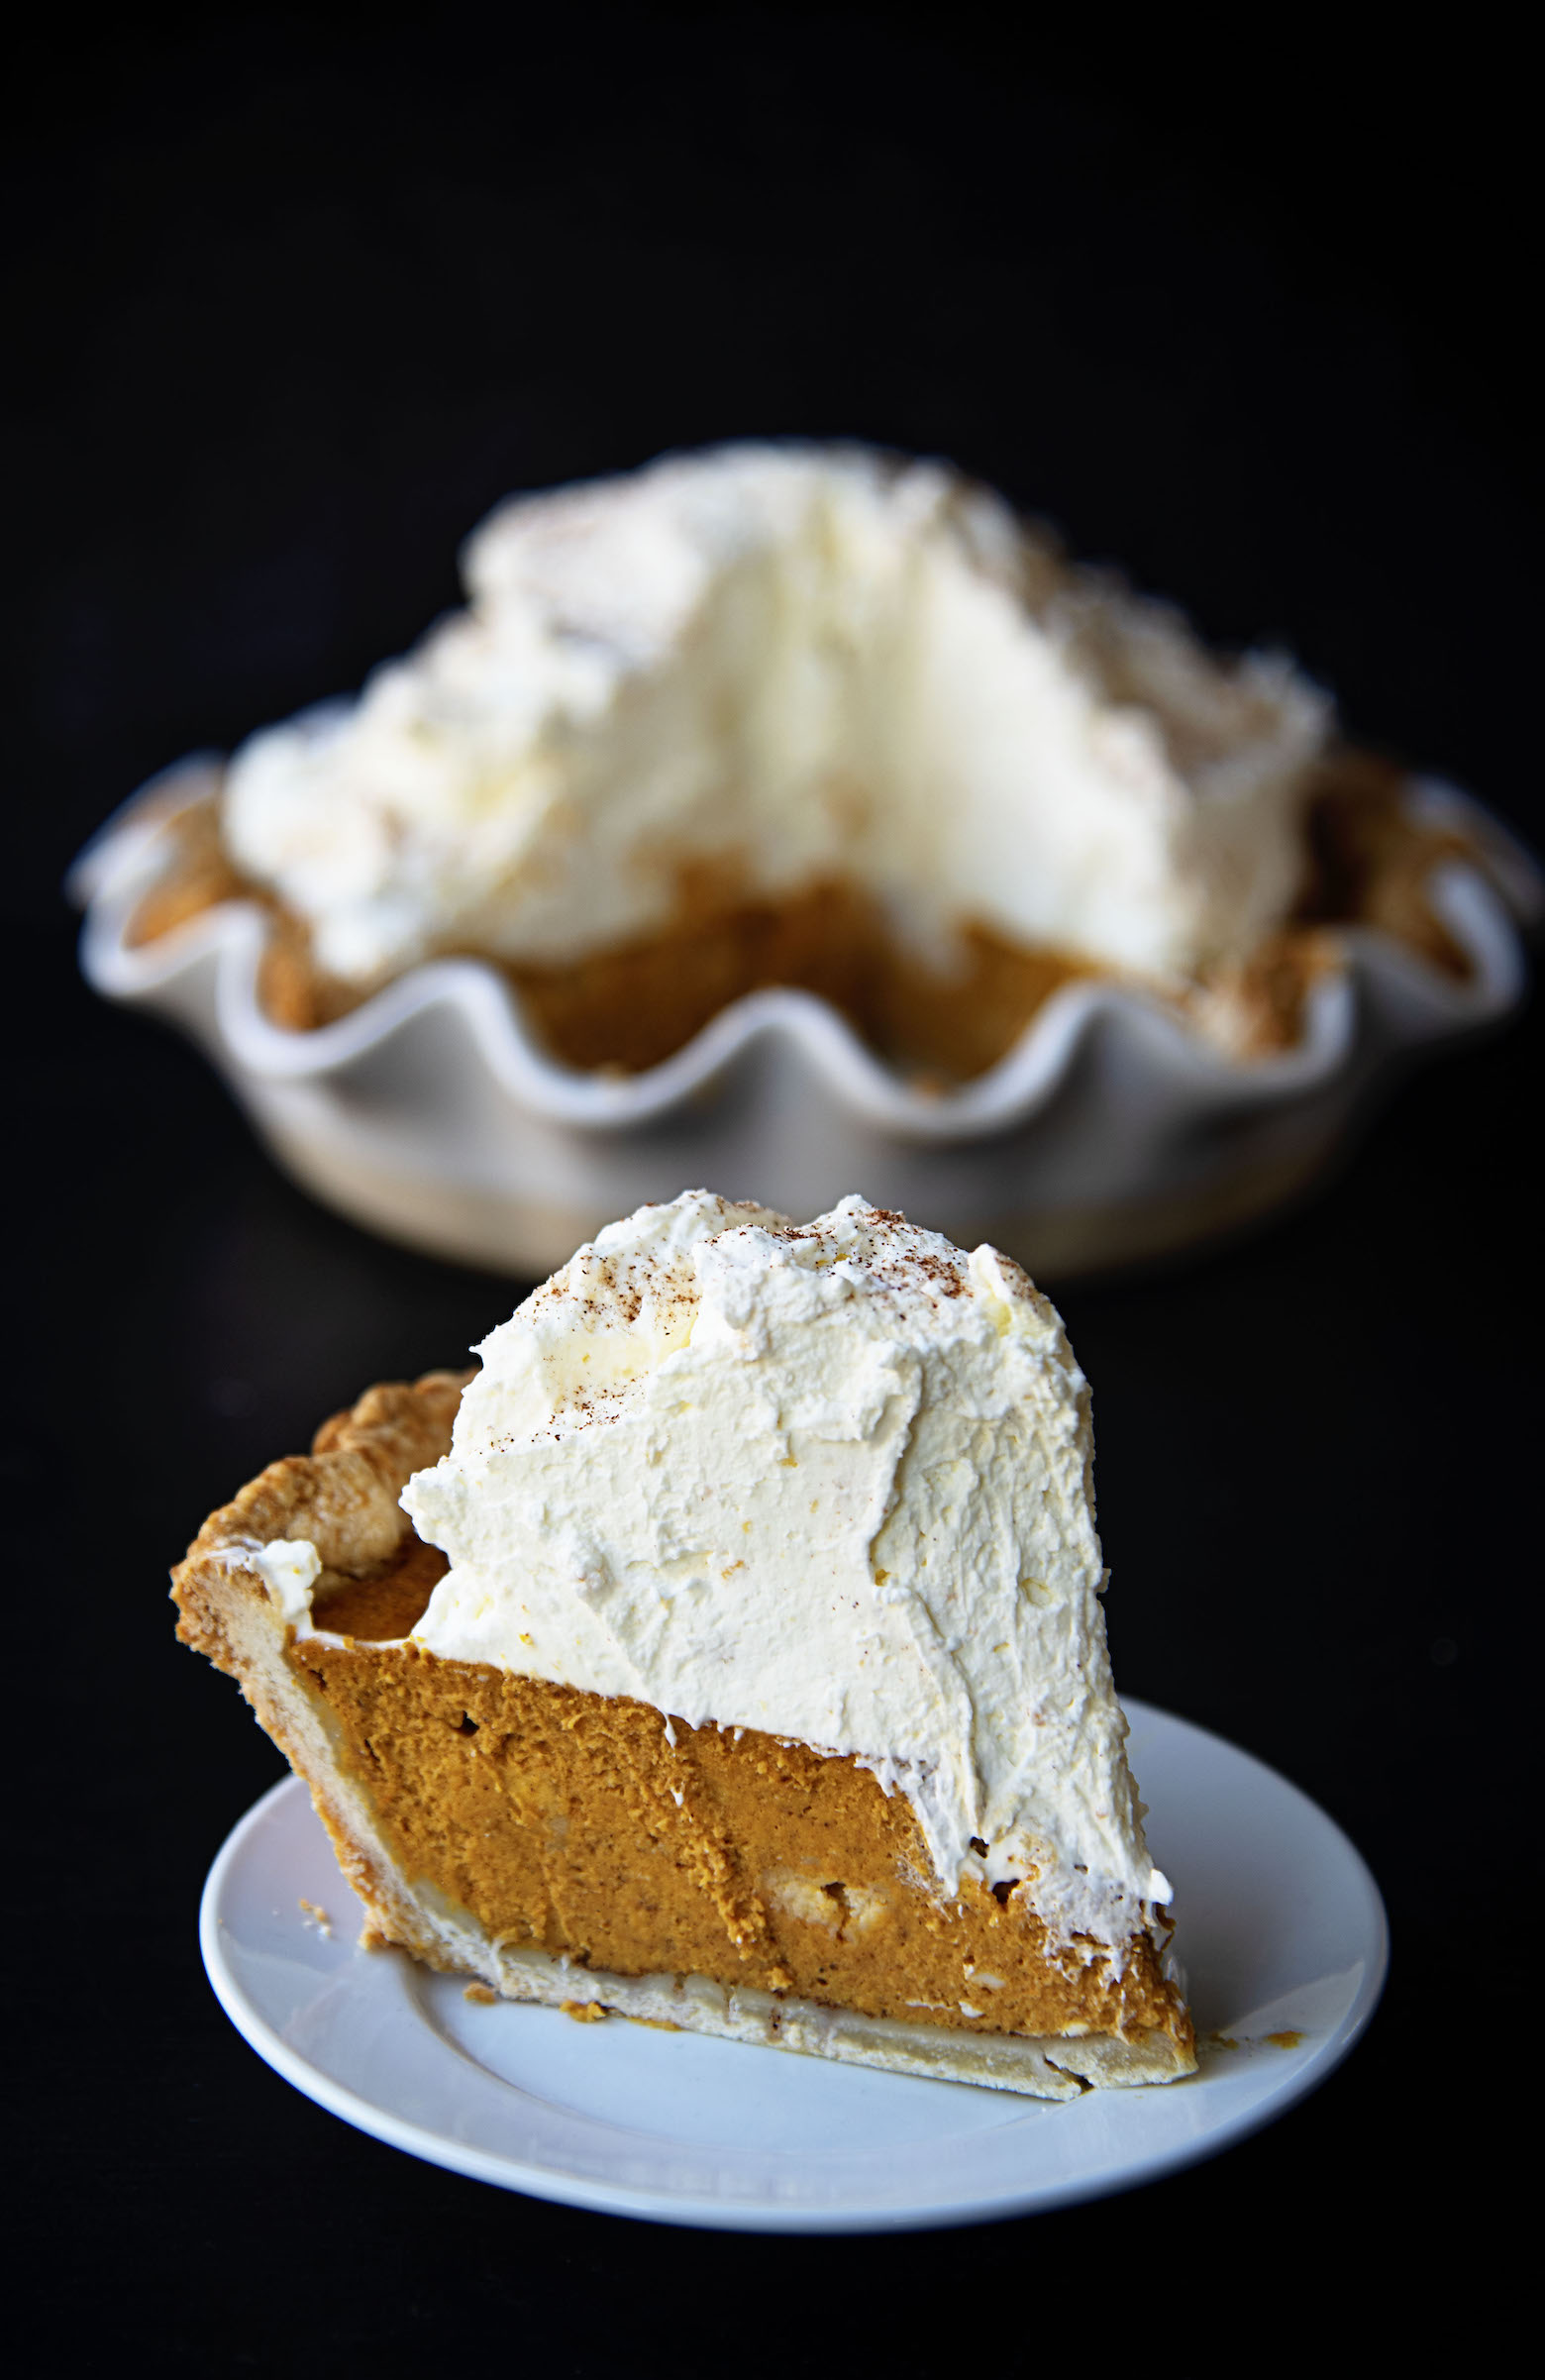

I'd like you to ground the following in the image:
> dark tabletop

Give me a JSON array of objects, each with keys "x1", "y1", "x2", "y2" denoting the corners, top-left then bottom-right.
[{"x1": 9, "y1": 10, "x2": 1539, "y2": 2366}]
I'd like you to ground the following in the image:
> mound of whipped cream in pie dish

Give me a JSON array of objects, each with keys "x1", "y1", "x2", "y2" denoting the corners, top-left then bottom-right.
[
  {"x1": 130, "y1": 443, "x2": 1471, "y2": 1080},
  {"x1": 174, "y1": 1191, "x2": 1195, "y2": 2095}
]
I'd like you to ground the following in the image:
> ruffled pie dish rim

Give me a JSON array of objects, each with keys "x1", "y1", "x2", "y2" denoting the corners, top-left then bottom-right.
[{"x1": 71, "y1": 753, "x2": 1539, "y2": 1151}]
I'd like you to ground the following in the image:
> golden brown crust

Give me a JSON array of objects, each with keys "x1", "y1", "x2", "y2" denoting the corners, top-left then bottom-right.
[
  {"x1": 175, "y1": 1371, "x2": 468, "y2": 1590},
  {"x1": 123, "y1": 796, "x2": 249, "y2": 947},
  {"x1": 172, "y1": 1371, "x2": 1194, "y2": 2087},
  {"x1": 1295, "y1": 745, "x2": 1475, "y2": 979},
  {"x1": 176, "y1": 1370, "x2": 472, "y2": 1592},
  {"x1": 123, "y1": 798, "x2": 360, "y2": 1031}
]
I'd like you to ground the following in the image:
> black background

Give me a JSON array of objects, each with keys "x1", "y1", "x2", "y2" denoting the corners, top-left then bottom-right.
[{"x1": 9, "y1": 7, "x2": 1539, "y2": 2366}]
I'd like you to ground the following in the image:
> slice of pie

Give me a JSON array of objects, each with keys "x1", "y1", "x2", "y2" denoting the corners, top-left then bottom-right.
[{"x1": 174, "y1": 1192, "x2": 1194, "y2": 2098}]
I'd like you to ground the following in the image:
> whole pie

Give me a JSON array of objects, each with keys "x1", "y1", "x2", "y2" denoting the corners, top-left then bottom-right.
[
  {"x1": 174, "y1": 1192, "x2": 1195, "y2": 2097},
  {"x1": 127, "y1": 444, "x2": 1473, "y2": 1085}
]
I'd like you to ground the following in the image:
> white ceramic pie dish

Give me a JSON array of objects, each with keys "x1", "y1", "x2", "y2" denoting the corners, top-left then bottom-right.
[{"x1": 72, "y1": 755, "x2": 1539, "y2": 1279}]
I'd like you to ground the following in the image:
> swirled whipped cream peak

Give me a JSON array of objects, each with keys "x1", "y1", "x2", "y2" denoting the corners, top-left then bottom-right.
[
  {"x1": 402, "y1": 1189, "x2": 1172, "y2": 1956},
  {"x1": 223, "y1": 442, "x2": 1329, "y2": 995}
]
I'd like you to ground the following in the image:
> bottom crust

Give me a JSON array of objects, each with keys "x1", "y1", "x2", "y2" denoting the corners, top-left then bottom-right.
[
  {"x1": 173, "y1": 1372, "x2": 1196, "y2": 2101},
  {"x1": 380, "y1": 1892, "x2": 1190, "y2": 2102}
]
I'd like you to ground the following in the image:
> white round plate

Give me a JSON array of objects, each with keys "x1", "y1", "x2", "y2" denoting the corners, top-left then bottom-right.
[{"x1": 201, "y1": 1700, "x2": 1387, "y2": 2231}]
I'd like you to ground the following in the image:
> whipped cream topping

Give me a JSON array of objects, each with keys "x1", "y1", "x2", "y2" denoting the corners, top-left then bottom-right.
[
  {"x1": 224, "y1": 443, "x2": 1329, "y2": 998},
  {"x1": 255, "y1": 1537, "x2": 321, "y2": 1629},
  {"x1": 403, "y1": 1190, "x2": 1171, "y2": 1955}
]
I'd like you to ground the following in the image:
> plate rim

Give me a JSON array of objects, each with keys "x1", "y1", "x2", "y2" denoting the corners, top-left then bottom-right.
[{"x1": 199, "y1": 1698, "x2": 1390, "y2": 2232}]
